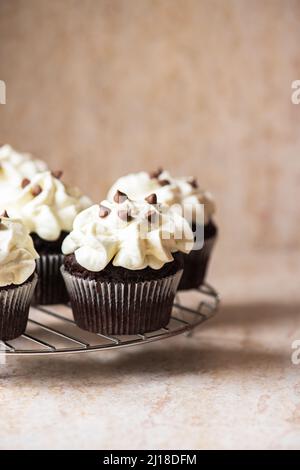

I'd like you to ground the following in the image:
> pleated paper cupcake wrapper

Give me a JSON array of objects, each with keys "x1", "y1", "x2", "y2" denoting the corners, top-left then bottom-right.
[
  {"x1": 178, "y1": 235, "x2": 217, "y2": 291},
  {"x1": 61, "y1": 267, "x2": 183, "y2": 335},
  {"x1": 32, "y1": 254, "x2": 69, "y2": 305},
  {"x1": 0, "y1": 274, "x2": 38, "y2": 341}
]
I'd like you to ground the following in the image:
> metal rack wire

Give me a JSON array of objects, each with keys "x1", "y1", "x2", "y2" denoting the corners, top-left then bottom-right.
[{"x1": 0, "y1": 283, "x2": 219, "y2": 356}]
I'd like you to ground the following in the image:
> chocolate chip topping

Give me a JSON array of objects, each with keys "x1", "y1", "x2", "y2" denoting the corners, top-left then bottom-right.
[
  {"x1": 31, "y1": 184, "x2": 42, "y2": 197},
  {"x1": 118, "y1": 210, "x2": 132, "y2": 222},
  {"x1": 0, "y1": 210, "x2": 9, "y2": 219},
  {"x1": 159, "y1": 179, "x2": 170, "y2": 186},
  {"x1": 145, "y1": 193, "x2": 157, "y2": 205},
  {"x1": 52, "y1": 170, "x2": 63, "y2": 179},
  {"x1": 189, "y1": 177, "x2": 198, "y2": 189},
  {"x1": 0, "y1": 210, "x2": 9, "y2": 225},
  {"x1": 149, "y1": 167, "x2": 163, "y2": 179},
  {"x1": 99, "y1": 204, "x2": 111, "y2": 218},
  {"x1": 21, "y1": 178, "x2": 30, "y2": 189},
  {"x1": 114, "y1": 190, "x2": 128, "y2": 203},
  {"x1": 146, "y1": 210, "x2": 157, "y2": 223}
]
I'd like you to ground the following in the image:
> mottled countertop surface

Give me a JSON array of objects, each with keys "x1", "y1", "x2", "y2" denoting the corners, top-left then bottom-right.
[{"x1": 1, "y1": 252, "x2": 300, "y2": 450}]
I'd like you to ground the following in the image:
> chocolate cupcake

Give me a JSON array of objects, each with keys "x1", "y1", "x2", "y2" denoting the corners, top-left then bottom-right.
[
  {"x1": 0, "y1": 213, "x2": 38, "y2": 340},
  {"x1": 8, "y1": 171, "x2": 91, "y2": 304},
  {"x1": 61, "y1": 192, "x2": 193, "y2": 335},
  {"x1": 107, "y1": 169, "x2": 217, "y2": 290}
]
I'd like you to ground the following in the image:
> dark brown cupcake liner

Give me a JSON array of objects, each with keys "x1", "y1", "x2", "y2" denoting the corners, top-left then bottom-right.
[
  {"x1": 32, "y1": 254, "x2": 69, "y2": 305},
  {"x1": 0, "y1": 273, "x2": 38, "y2": 341},
  {"x1": 178, "y1": 235, "x2": 217, "y2": 291},
  {"x1": 61, "y1": 266, "x2": 183, "y2": 335}
]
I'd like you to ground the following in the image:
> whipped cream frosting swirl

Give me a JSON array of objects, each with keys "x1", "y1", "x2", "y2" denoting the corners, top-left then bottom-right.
[
  {"x1": 8, "y1": 171, "x2": 92, "y2": 241},
  {"x1": 0, "y1": 215, "x2": 39, "y2": 287},
  {"x1": 0, "y1": 144, "x2": 48, "y2": 207},
  {"x1": 62, "y1": 194, "x2": 194, "y2": 271},
  {"x1": 107, "y1": 170, "x2": 215, "y2": 225}
]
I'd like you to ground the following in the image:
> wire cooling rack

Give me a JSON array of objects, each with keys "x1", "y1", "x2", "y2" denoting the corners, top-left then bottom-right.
[{"x1": 0, "y1": 283, "x2": 219, "y2": 356}]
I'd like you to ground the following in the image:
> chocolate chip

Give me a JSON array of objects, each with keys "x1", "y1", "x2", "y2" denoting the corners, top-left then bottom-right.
[
  {"x1": 145, "y1": 193, "x2": 157, "y2": 205},
  {"x1": 31, "y1": 184, "x2": 42, "y2": 197},
  {"x1": 189, "y1": 178, "x2": 198, "y2": 189},
  {"x1": 21, "y1": 178, "x2": 30, "y2": 188},
  {"x1": 159, "y1": 179, "x2": 170, "y2": 186},
  {"x1": 52, "y1": 170, "x2": 63, "y2": 179},
  {"x1": 0, "y1": 210, "x2": 9, "y2": 225},
  {"x1": 118, "y1": 210, "x2": 132, "y2": 222},
  {"x1": 99, "y1": 204, "x2": 111, "y2": 218},
  {"x1": 149, "y1": 167, "x2": 163, "y2": 179},
  {"x1": 114, "y1": 190, "x2": 128, "y2": 203},
  {"x1": 146, "y1": 210, "x2": 157, "y2": 223}
]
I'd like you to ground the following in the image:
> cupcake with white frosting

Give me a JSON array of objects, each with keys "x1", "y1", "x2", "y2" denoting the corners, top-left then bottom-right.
[
  {"x1": 107, "y1": 169, "x2": 217, "y2": 290},
  {"x1": 0, "y1": 144, "x2": 48, "y2": 209},
  {"x1": 0, "y1": 213, "x2": 38, "y2": 340},
  {"x1": 8, "y1": 171, "x2": 92, "y2": 304},
  {"x1": 61, "y1": 191, "x2": 194, "y2": 334}
]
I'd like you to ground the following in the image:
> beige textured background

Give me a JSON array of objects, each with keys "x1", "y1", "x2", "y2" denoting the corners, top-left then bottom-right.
[{"x1": 0, "y1": 0, "x2": 299, "y2": 258}]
